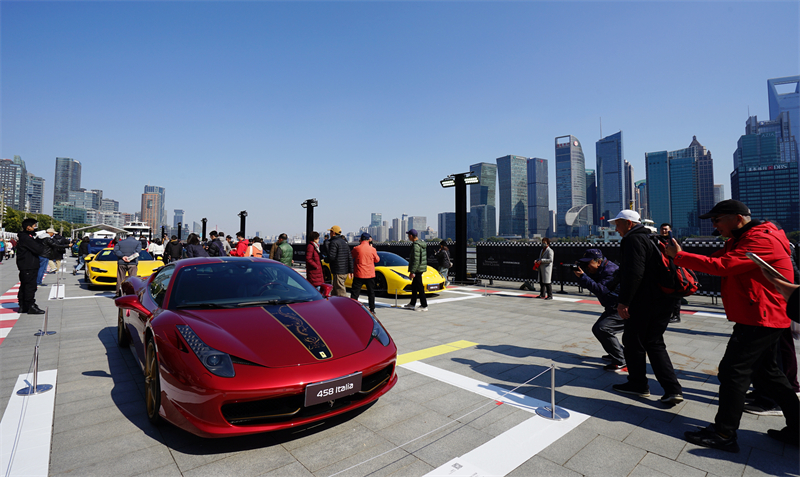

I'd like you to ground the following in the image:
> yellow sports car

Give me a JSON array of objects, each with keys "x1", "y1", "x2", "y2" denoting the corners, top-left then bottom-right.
[
  {"x1": 83, "y1": 249, "x2": 163, "y2": 289},
  {"x1": 323, "y1": 251, "x2": 445, "y2": 296}
]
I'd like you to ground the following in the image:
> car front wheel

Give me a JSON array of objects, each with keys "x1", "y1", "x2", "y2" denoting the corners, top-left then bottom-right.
[
  {"x1": 117, "y1": 309, "x2": 129, "y2": 347},
  {"x1": 145, "y1": 336, "x2": 162, "y2": 424}
]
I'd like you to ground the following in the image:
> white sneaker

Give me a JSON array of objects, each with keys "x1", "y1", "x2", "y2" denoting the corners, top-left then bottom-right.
[
  {"x1": 402, "y1": 304, "x2": 416, "y2": 310},
  {"x1": 416, "y1": 306, "x2": 429, "y2": 312}
]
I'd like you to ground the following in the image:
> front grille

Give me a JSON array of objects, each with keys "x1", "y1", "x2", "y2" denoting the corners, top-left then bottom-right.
[
  {"x1": 221, "y1": 363, "x2": 395, "y2": 426},
  {"x1": 96, "y1": 276, "x2": 116, "y2": 283}
]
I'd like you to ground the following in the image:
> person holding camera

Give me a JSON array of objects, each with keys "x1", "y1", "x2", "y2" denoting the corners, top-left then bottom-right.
[{"x1": 573, "y1": 249, "x2": 626, "y2": 371}]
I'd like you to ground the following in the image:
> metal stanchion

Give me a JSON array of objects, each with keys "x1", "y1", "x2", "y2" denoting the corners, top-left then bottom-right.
[
  {"x1": 35, "y1": 307, "x2": 56, "y2": 337},
  {"x1": 394, "y1": 289, "x2": 398, "y2": 308},
  {"x1": 535, "y1": 364, "x2": 570, "y2": 421}
]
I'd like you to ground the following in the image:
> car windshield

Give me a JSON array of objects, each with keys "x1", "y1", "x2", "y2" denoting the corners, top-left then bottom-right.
[
  {"x1": 94, "y1": 250, "x2": 154, "y2": 261},
  {"x1": 170, "y1": 260, "x2": 323, "y2": 309},
  {"x1": 89, "y1": 239, "x2": 111, "y2": 248},
  {"x1": 377, "y1": 252, "x2": 408, "y2": 268}
]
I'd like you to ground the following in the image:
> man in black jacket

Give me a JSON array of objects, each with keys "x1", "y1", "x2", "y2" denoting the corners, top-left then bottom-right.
[
  {"x1": 163, "y1": 236, "x2": 183, "y2": 263},
  {"x1": 74, "y1": 236, "x2": 90, "y2": 275},
  {"x1": 608, "y1": 210, "x2": 683, "y2": 405},
  {"x1": 326, "y1": 226, "x2": 352, "y2": 297},
  {"x1": 16, "y1": 218, "x2": 45, "y2": 314}
]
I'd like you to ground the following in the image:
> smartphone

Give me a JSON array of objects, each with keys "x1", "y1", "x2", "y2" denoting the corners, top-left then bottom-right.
[
  {"x1": 667, "y1": 231, "x2": 675, "y2": 243},
  {"x1": 746, "y1": 252, "x2": 785, "y2": 280}
]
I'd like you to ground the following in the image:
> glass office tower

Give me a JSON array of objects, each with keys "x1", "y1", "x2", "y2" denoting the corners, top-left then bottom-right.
[
  {"x1": 645, "y1": 136, "x2": 714, "y2": 236},
  {"x1": 53, "y1": 157, "x2": 81, "y2": 209},
  {"x1": 585, "y1": 169, "x2": 597, "y2": 228},
  {"x1": 143, "y1": 185, "x2": 167, "y2": 228},
  {"x1": 596, "y1": 131, "x2": 624, "y2": 226},
  {"x1": 555, "y1": 136, "x2": 586, "y2": 236},
  {"x1": 438, "y1": 212, "x2": 456, "y2": 241},
  {"x1": 496, "y1": 155, "x2": 529, "y2": 237},
  {"x1": 527, "y1": 158, "x2": 549, "y2": 237},
  {"x1": 468, "y1": 162, "x2": 497, "y2": 241},
  {"x1": 768, "y1": 76, "x2": 800, "y2": 149},
  {"x1": 732, "y1": 115, "x2": 799, "y2": 233}
]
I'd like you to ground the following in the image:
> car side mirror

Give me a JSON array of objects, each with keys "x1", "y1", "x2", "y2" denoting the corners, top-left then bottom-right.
[
  {"x1": 319, "y1": 284, "x2": 333, "y2": 299},
  {"x1": 115, "y1": 295, "x2": 152, "y2": 317}
]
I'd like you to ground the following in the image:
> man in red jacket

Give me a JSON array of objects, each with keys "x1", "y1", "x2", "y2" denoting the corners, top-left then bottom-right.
[
  {"x1": 666, "y1": 200, "x2": 798, "y2": 452},
  {"x1": 351, "y1": 233, "x2": 380, "y2": 314},
  {"x1": 230, "y1": 231, "x2": 249, "y2": 257}
]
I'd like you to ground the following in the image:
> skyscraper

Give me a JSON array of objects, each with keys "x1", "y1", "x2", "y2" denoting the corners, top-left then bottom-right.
[
  {"x1": 101, "y1": 198, "x2": 119, "y2": 213},
  {"x1": 585, "y1": 169, "x2": 597, "y2": 227},
  {"x1": 624, "y1": 160, "x2": 634, "y2": 210},
  {"x1": 468, "y1": 162, "x2": 497, "y2": 241},
  {"x1": 596, "y1": 131, "x2": 624, "y2": 226},
  {"x1": 635, "y1": 180, "x2": 648, "y2": 220},
  {"x1": 408, "y1": 216, "x2": 427, "y2": 235},
  {"x1": 496, "y1": 155, "x2": 529, "y2": 237},
  {"x1": 0, "y1": 156, "x2": 27, "y2": 211},
  {"x1": 768, "y1": 76, "x2": 799, "y2": 149},
  {"x1": 645, "y1": 136, "x2": 714, "y2": 236},
  {"x1": 713, "y1": 184, "x2": 725, "y2": 204},
  {"x1": 527, "y1": 158, "x2": 549, "y2": 237},
  {"x1": 370, "y1": 213, "x2": 382, "y2": 228},
  {"x1": 438, "y1": 212, "x2": 456, "y2": 241},
  {"x1": 141, "y1": 191, "x2": 163, "y2": 232},
  {"x1": 143, "y1": 185, "x2": 167, "y2": 228},
  {"x1": 53, "y1": 157, "x2": 81, "y2": 208},
  {"x1": 391, "y1": 218, "x2": 400, "y2": 241},
  {"x1": 555, "y1": 135, "x2": 586, "y2": 236},
  {"x1": 174, "y1": 209, "x2": 185, "y2": 228},
  {"x1": 732, "y1": 115, "x2": 799, "y2": 233},
  {"x1": 25, "y1": 172, "x2": 44, "y2": 214},
  {"x1": 68, "y1": 190, "x2": 102, "y2": 210}
]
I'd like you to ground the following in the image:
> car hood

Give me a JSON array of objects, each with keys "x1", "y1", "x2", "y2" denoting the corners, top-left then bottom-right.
[
  {"x1": 381, "y1": 265, "x2": 442, "y2": 280},
  {"x1": 176, "y1": 297, "x2": 374, "y2": 368}
]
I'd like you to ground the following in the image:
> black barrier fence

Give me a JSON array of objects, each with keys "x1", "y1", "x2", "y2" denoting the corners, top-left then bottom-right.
[{"x1": 272, "y1": 239, "x2": 768, "y2": 297}]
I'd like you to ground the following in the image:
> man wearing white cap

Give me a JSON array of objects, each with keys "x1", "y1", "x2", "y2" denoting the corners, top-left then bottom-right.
[{"x1": 607, "y1": 209, "x2": 683, "y2": 405}]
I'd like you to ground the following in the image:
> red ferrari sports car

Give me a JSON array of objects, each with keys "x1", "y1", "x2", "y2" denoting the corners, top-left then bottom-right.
[{"x1": 115, "y1": 257, "x2": 398, "y2": 438}]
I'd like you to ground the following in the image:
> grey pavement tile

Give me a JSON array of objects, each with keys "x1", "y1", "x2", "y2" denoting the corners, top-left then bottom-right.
[
  {"x1": 48, "y1": 425, "x2": 164, "y2": 475},
  {"x1": 182, "y1": 444, "x2": 297, "y2": 477},
  {"x1": 744, "y1": 448, "x2": 800, "y2": 477},
  {"x1": 133, "y1": 464, "x2": 184, "y2": 477},
  {"x1": 50, "y1": 444, "x2": 175, "y2": 477},
  {"x1": 53, "y1": 399, "x2": 150, "y2": 435},
  {"x1": 507, "y1": 455, "x2": 584, "y2": 477},
  {"x1": 377, "y1": 409, "x2": 458, "y2": 448},
  {"x1": 51, "y1": 413, "x2": 159, "y2": 454},
  {"x1": 418, "y1": 387, "x2": 487, "y2": 416},
  {"x1": 536, "y1": 427, "x2": 599, "y2": 466},
  {"x1": 260, "y1": 462, "x2": 315, "y2": 477},
  {"x1": 288, "y1": 424, "x2": 389, "y2": 473},
  {"x1": 405, "y1": 423, "x2": 492, "y2": 469},
  {"x1": 354, "y1": 396, "x2": 429, "y2": 431},
  {"x1": 579, "y1": 405, "x2": 649, "y2": 441},
  {"x1": 677, "y1": 442, "x2": 751, "y2": 476},
  {"x1": 564, "y1": 434, "x2": 647, "y2": 477},
  {"x1": 629, "y1": 464, "x2": 671, "y2": 477},
  {"x1": 311, "y1": 442, "x2": 419, "y2": 477},
  {"x1": 395, "y1": 378, "x2": 461, "y2": 404},
  {"x1": 639, "y1": 452, "x2": 708, "y2": 477},
  {"x1": 623, "y1": 417, "x2": 691, "y2": 460},
  {"x1": 478, "y1": 408, "x2": 534, "y2": 438}
]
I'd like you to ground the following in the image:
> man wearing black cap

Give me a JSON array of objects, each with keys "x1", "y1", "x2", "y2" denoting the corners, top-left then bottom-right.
[
  {"x1": 15, "y1": 218, "x2": 46, "y2": 314},
  {"x1": 351, "y1": 233, "x2": 379, "y2": 314},
  {"x1": 667, "y1": 199, "x2": 799, "y2": 452},
  {"x1": 573, "y1": 249, "x2": 625, "y2": 371},
  {"x1": 403, "y1": 229, "x2": 428, "y2": 311}
]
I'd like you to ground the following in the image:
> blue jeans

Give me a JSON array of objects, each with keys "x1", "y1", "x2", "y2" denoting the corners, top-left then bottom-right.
[{"x1": 37, "y1": 256, "x2": 48, "y2": 285}]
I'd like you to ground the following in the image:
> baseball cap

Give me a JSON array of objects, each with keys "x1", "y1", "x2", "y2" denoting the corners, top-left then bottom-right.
[
  {"x1": 360, "y1": 232, "x2": 371, "y2": 241},
  {"x1": 607, "y1": 210, "x2": 641, "y2": 223},
  {"x1": 578, "y1": 249, "x2": 604, "y2": 262},
  {"x1": 406, "y1": 229, "x2": 418, "y2": 237},
  {"x1": 699, "y1": 199, "x2": 751, "y2": 219},
  {"x1": 329, "y1": 225, "x2": 342, "y2": 234}
]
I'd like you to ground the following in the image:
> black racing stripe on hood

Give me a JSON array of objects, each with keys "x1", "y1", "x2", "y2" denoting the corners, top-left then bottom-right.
[{"x1": 261, "y1": 305, "x2": 332, "y2": 360}]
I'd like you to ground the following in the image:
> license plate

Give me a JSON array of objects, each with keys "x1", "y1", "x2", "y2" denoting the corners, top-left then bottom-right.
[
  {"x1": 427, "y1": 283, "x2": 442, "y2": 291},
  {"x1": 305, "y1": 372, "x2": 362, "y2": 407}
]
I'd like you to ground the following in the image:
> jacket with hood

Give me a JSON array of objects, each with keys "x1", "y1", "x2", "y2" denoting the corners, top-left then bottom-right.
[
  {"x1": 674, "y1": 220, "x2": 792, "y2": 329},
  {"x1": 164, "y1": 239, "x2": 184, "y2": 262},
  {"x1": 408, "y1": 240, "x2": 427, "y2": 274},
  {"x1": 245, "y1": 242, "x2": 263, "y2": 258},
  {"x1": 327, "y1": 234, "x2": 353, "y2": 275},
  {"x1": 231, "y1": 239, "x2": 249, "y2": 257}
]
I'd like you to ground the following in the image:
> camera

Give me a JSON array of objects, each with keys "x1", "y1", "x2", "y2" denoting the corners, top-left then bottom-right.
[{"x1": 566, "y1": 263, "x2": 582, "y2": 271}]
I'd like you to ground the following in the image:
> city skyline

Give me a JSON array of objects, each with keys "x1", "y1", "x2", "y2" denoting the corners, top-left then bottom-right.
[{"x1": 2, "y1": 2, "x2": 798, "y2": 235}]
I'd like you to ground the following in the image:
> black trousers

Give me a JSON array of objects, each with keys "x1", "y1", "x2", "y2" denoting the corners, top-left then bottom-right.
[
  {"x1": 622, "y1": 298, "x2": 682, "y2": 395},
  {"x1": 17, "y1": 268, "x2": 38, "y2": 311},
  {"x1": 350, "y1": 277, "x2": 376, "y2": 312},
  {"x1": 592, "y1": 310, "x2": 625, "y2": 365},
  {"x1": 409, "y1": 273, "x2": 427, "y2": 307},
  {"x1": 716, "y1": 323, "x2": 799, "y2": 434}
]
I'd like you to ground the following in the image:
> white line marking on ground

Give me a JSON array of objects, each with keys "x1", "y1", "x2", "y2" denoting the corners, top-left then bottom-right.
[
  {"x1": 0, "y1": 369, "x2": 57, "y2": 477},
  {"x1": 401, "y1": 361, "x2": 588, "y2": 477},
  {"x1": 61, "y1": 293, "x2": 115, "y2": 300}
]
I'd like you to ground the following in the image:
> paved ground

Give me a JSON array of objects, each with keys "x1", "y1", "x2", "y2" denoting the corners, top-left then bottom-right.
[{"x1": 0, "y1": 259, "x2": 798, "y2": 477}]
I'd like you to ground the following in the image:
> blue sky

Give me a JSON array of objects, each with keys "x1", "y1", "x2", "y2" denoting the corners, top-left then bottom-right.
[{"x1": 2, "y1": 1, "x2": 798, "y2": 237}]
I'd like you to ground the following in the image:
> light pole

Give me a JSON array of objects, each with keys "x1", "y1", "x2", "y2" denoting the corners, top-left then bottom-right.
[
  {"x1": 177, "y1": 222, "x2": 182, "y2": 241},
  {"x1": 238, "y1": 211, "x2": 247, "y2": 237},
  {"x1": 301, "y1": 199, "x2": 318, "y2": 244},
  {"x1": 440, "y1": 172, "x2": 479, "y2": 283},
  {"x1": 201, "y1": 218, "x2": 207, "y2": 241}
]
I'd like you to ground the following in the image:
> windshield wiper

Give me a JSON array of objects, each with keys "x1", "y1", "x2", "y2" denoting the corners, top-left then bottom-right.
[{"x1": 175, "y1": 302, "x2": 236, "y2": 309}]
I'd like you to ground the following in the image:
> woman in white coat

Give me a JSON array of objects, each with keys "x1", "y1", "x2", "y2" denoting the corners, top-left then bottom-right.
[{"x1": 535, "y1": 238, "x2": 554, "y2": 299}]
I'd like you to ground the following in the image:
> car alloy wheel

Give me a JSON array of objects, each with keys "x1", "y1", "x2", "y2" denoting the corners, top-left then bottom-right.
[
  {"x1": 145, "y1": 337, "x2": 162, "y2": 424},
  {"x1": 117, "y1": 309, "x2": 129, "y2": 347},
  {"x1": 375, "y1": 273, "x2": 387, "y2": 295}
]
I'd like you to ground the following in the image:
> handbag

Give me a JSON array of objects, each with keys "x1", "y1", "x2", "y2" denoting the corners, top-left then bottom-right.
[{"x1": 532, "y1": 262, "x2": 540, "y2": 271}]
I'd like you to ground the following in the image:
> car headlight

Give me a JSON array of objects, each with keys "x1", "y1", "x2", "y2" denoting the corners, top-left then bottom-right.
[
  {"x1": 392, "y1": 270, "x2": 410, "y2": 281},
  {"x1": 176, "y1": 325, "x2": 235, "y2": 377},
  {"x1": 364, "y1": 306, "x2": 390, "y2": 347},
  {"x1": 90, "y1": 267, "x2": 107, "y2": 273}
]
